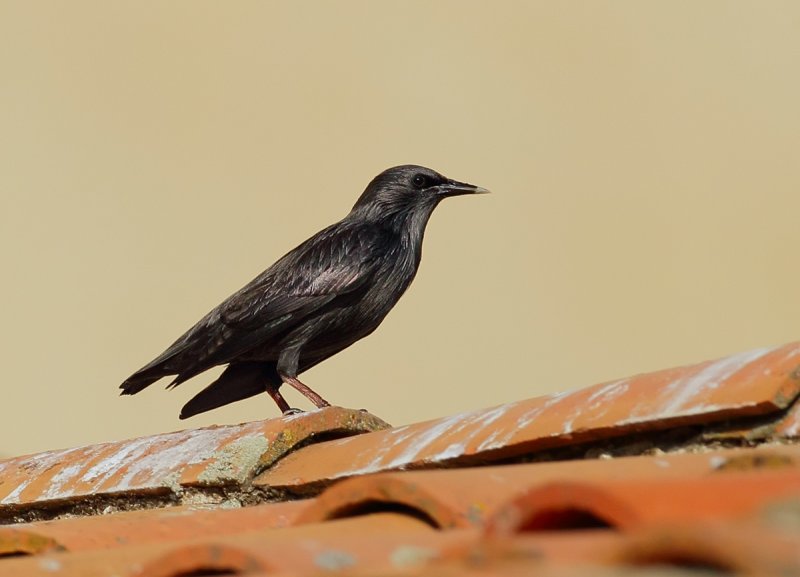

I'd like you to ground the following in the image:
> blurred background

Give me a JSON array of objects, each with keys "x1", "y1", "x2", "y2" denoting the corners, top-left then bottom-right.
[{"x1": 1, "y1": 2, "x2": 799, "y2": 457}]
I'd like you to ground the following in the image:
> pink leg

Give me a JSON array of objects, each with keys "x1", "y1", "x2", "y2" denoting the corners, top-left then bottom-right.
[
  {"x1": 266, "y1": 385, "x2": 292, "y2": 413},
  {"x1": 279, "y1": 374, "x2": 331, "y2": 408}
]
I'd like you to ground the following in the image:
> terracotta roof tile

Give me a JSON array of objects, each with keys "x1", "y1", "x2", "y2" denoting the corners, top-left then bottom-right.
[
  {"x1": 0, "y1": 406, "x2": 387, "y2": 516},
  {"x1": 0, "y1": 514, "x2": 456, "y2": 576},
  {"x1": 776, "y1": 399, "x2": 800, "y2": 437},
  {"x1": 291, "y1": 446, "x2": 800, "y2": 531},
  {"x1": 468, "y1": 523, "x2": 800, "y2": 577},
  {"x1": 0, "y1": 527, "x2": 64, "y2": 557},
  {"x1": 707, "y1": 388, "x2": 800, "y2": 444},
  {"x1": 15, "y1": 515, "x2": 797, "y2": 577},
  {"x1": 605, "y1": 523, "x2": 800, "y2": 576},
  {"x1": 257, "y1": 342, "x2": 800, "y2": 490},
  {"x1": 0, "y1": 341, "x2": 799, "y2": 577},
  {"x1": 8, "y1": 501, "x2": 306, "y2": 551},
  {"x1": 485, "y1": 470, "x2": 800, "y2": 532}
]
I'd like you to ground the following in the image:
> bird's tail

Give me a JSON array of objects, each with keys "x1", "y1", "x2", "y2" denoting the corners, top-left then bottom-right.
[
  {"x1": 179, "y1": 362, "x2": 278, "y2": 420},
  {"x1": 120, "y1": 335, "x2": 197, "y2": 395},
  {"x1": 119, "y1": 365, "x2": 174, "y2": 395}
]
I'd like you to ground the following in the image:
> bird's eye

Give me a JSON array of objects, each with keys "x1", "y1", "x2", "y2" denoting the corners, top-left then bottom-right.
[{"x1": 412, "y1": 174, "x2": 428, "y2": 189}]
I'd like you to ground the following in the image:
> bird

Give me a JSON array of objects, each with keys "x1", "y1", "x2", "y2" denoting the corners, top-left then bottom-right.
[{"x1": 120, "y1": 165, "x2": 489, "y2": 419}]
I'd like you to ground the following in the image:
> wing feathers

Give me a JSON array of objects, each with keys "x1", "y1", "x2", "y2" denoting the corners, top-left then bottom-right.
[{"x1": 121, "y1": 222, "x2": 387, "y2": 394}]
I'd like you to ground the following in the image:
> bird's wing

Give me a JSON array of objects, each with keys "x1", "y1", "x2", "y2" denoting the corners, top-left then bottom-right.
[
  {"x1": 190, "y1": 223, "x2": 386, "y2": 369},
  {"x1": 124, "y1": 222, "x2": 387, "y2": 390},
  {"x1": 219, "y1": 221, "x2": 382, "y2": 326},
  {"x1": 220, "y1": 223, "x2": 378, "y2": 330}
]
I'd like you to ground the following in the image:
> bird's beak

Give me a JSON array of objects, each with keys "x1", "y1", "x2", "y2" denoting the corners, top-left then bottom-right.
[{"x1": 435, "y1": 179, "x2": 491, "y2": 197}]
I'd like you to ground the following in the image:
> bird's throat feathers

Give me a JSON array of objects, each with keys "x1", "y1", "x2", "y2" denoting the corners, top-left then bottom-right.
[{"x1": 349, "y1": 199, "x2": 436, "y2": 259}]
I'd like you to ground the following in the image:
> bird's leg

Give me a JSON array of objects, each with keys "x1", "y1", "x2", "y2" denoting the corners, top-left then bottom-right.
[
  {"x1": 265, "y1": 385, "x2": 292, "y2": 413},
  {"x1": 268, "y1": 387, "x2": 303, "y2": 416},
  {"x1": 277, "y1": 349, "x2": 331, "y2": 409},
  {"x1": 279, "y1": 373, "x2": 331, "y2": 408}
]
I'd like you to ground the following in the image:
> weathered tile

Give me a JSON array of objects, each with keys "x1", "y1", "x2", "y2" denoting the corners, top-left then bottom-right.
[
  {"x1": 0, "y1": 407, "x2": 388, "y2": 511},
  {"x1": 485, "y1": 470, "x2": 800, "y2": 533},
  {"x1": 775, "y1": 397, "x2": 800, "y2": 439},
  {"x1": 608, "y1": 523, "x2": 800, "y2": 576},
  {"x1": 0, "y1": 527, "x2": 64, "y2": 556},
  {"x1": 11, "y1": 500, "x2": 307, "y2": 550},
  {"x1": 2, "y1": 342, "x2": 800, "y2": 577},
  {"x1": 258, "y1": 342, "x2": 800, "y2": 488},
  {"x1": 0, "y1": 514, "x2": 461, "y2": 577},
  {"x1": 460, "y1": 523, "x2": 800, "y2": 577},
  {"x1": 295, "y1": 446, "x2": 800, "y2": 531}
]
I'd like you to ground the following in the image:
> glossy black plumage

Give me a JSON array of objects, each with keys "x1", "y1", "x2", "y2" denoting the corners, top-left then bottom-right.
[{"x1": 120, "y1": 165, "x2": 487, "y2": 418}]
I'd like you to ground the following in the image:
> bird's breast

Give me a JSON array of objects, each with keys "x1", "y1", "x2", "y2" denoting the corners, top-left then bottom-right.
[{"x1": 296, "y1": 248, "x2": 419, "y2": 357}]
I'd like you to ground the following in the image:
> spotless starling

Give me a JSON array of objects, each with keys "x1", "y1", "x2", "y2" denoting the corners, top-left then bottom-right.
[{"x1": 120, "y1": 165, "x2": 489, "y2": 418}]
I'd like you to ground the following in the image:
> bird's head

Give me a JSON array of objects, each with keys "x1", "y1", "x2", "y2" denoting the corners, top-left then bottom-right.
[{"x1": 351, "y1": 165, "x2": 489, "y2": 220}]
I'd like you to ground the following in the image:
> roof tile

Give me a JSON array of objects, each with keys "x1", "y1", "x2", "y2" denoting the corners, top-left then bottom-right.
[
  {"x1": 2, "y1": 341, "x2": 800, "y2": 577},
  {"x1": 0, "y1": 406, "x2": 388, "y2": 515},
  {"x1": 0, "y1": 527, "x2": 64, "y2": 557},
  {"x1": 460, "y1": 523, "x2": 800, "y2": 577},
  {"x1": 129, "y1": 543, "x2": 269, "y2": 577},
  {"x1": 295, "y1": 445, "x2": 800, "y2": 530},
  {"x1": 606, "y1": 523, "x2": 800, "y2": 576},
  {"x1": 776, "y1": 399, "x2": 800, "y2": 438},
  {"x1": 9, "y1": 500, "x2": 306, "y2": 551},
  {"x1": 0, "y1": 514, "x2": 455, "y2": 577},
  {"x1": 709, "y1": 390, "x2": 800, "y2": 443},
  {"x1": 257, "y1": 342, "x2": 800, "y2": 489},
  {"x1": 485, "y1": 470, "x2": 800, "y2": 533}
]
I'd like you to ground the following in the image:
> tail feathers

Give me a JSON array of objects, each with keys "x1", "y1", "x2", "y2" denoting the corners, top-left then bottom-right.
[
  {"x1": 179, "y1": 362, "x2": 277, "y2": 420},
  {"x1": 120, "y1": 365, "x2": 174, "y2": 395},
  {"x1": 121, "y1": 340, "x2": 203, "y2": 395},
  {"x1": 120, "y1": 327, "x2": 206, "y2": 395}
]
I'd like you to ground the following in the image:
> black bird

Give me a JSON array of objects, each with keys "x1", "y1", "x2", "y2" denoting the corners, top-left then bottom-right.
[{"x1": 120, "y1": 165, "x2": 488, "y2": 418}]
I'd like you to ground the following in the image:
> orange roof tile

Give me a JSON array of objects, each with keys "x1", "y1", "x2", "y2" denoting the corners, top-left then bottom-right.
[
  {"x1": 295, "y1": 446, "x2": 800, "y2": 530},
  {"x1": 7, "y1": 501, "x2": 306, "y2": 551},
  {"x1": 258, "y1": 341, "x2": 800, "y2": 490},
  {"x1": 0, "y1": 406, "x2": 387, "y2": 514},
  {"x1": 0, "y1": 341, "x2": 798, "y2": 577}
]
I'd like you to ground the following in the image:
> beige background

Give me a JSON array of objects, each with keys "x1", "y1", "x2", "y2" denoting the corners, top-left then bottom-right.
[{"x1": 1, "y1": 2, "x2": 799, "y2": 457}]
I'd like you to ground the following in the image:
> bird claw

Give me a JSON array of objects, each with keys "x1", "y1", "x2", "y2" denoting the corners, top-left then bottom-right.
[{"x1": 282, "y1": 407, "x2": 304, "y2": 416}]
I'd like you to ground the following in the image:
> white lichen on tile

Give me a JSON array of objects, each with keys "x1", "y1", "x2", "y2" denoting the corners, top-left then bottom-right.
[
  {"x1": 656, "y1": 346, "x2": 776, "y2": 416},
  {"x1": 197, "y1": 434, "x2": 270, "y2": 485}
]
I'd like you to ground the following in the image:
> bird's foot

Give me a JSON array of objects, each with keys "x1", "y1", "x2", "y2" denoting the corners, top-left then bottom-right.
[{"x1": 282, "y1": 407, "x2": 304, "y2": 416}]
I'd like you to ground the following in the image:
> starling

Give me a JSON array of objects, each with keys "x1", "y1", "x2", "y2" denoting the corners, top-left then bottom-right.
[{"x1": 120, "y1": 165, "x2": 488, "y2": 418}]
